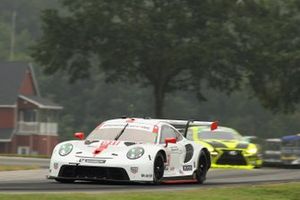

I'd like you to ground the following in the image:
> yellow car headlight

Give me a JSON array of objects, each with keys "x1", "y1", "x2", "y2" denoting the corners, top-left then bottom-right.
[{"x1": 246, "y1": 148, "x2": 257, "y2": 154}]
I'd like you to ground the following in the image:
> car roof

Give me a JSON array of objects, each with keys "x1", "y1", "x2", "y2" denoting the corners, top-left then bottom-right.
[
  {"x1": 282, "y1": 134, "x2": 300, "y2": 141},
  {"x1": 265, "y1": 138, "x2": 281, "y2": 142},
  {"x1": 103, "y1": 118, "x2": 163, "y2": 126},
  {"x1": 193, "y1": 126, "x2": 237, "y2": 132}
]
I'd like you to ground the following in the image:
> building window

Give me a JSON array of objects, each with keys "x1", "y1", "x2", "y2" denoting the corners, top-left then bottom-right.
[
  {"x1": 19, "y1": 109, "x2": 37, "y2": 122},
  {"x1": 17, "y1": 146, "x2": 30, "y2": 155}
]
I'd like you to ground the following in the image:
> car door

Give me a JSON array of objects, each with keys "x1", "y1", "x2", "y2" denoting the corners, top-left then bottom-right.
[{"x1": 160, "y1": 125, "x2": 185, "y2": 175}]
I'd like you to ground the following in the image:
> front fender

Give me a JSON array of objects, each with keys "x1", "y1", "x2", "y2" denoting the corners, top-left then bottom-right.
[{"x1": 142, "y1": 144, "x2": 167, "y2": 162}]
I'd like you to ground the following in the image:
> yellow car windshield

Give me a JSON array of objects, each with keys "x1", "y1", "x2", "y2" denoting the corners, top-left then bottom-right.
[{"x1": 198, "y1": 131, "x2": 242, "y2": 140}]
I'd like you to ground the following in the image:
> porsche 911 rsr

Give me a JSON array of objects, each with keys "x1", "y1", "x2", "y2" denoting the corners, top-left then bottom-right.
[
  {"x1": 48, "y1": 118, "x2": 215, "y2": 184},
  {"x1": 186, "y1": 126, "x2": 263, "y2": 169}
]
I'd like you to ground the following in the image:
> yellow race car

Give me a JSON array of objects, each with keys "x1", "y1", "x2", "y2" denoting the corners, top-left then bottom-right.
[{"x1": 186, "y1": 126, "x2": 263, "y2": 169}]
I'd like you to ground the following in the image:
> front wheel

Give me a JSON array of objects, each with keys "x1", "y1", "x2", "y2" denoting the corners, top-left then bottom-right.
[
  {"x1": 153, "y1": 152, "x2": 165, "y2": 184},
  {"x1": 195, "y1": 151, "x2": 208, "y2": 184}
]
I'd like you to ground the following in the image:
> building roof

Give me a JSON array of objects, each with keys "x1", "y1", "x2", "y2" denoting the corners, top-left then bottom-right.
[
  {"x1": 0, "y1": 128, "x2": 14, "y2": 142},
  {"x1": 0, "y1": 61, "x2": 62, "y2": 109},
  {"x1": 19, "y1": 95, "x2": 63, "y2": 110},
  {"x1": 0, "y1": 62, "x2": 29, "y2": 106}
]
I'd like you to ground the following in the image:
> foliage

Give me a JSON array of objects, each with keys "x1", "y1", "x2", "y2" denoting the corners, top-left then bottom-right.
[
  {"x1": 0, "y1": 0, "x2": 57, "y2": 61},
  {"x1": 1, "y1": 0, "x2": 300, "y2": 140},
  {"x1": 232, "y1": 0, "x2": 300, "y2": 113},
  {"x1": 31, "y1": 0, "x2": 247, "y2": 117}
]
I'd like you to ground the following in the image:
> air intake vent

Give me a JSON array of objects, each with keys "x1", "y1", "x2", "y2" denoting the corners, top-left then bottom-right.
[
  {"x1": 124, "y1": 142, "x2": 136, "y2": 146},
  {"x1": 184, "y1": 144, "x2": 194, "y2": 163}
]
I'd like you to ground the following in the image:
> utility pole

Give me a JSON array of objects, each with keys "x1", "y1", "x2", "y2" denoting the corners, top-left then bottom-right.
[{"x1": 9, "y1": 10, "x2": 17, "y2": 61}]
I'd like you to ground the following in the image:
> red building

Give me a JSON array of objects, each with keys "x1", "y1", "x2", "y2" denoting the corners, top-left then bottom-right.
[{"x1": 0, "y1": 62, "x2": 62, "y2": 156}]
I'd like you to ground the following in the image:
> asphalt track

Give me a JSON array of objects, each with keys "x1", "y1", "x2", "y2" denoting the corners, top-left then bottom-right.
[{"x1": 0, "y1": 167, "x2": 300, "y2": 193}]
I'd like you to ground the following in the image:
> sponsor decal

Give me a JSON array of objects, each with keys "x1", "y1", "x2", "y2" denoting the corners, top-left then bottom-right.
[
  {"x1": 170, "y1": 146, "x2": 179, "y2": 152},
  {"x1": 164, "y1": 166, "x2": 175, "y2": 171},
  {"x1": 102, "y1": 123, "x2": 151, "y2": 131},
  {"x1": 79, "y1": 159, "x2": 106, "y2": 164},
  {"x1": 128, "y1": 124, "x2": 151, "y2": 130},
  {"x1": 165, "y1": 154, "x2": 171, "y2": 167},
  {"x1": 93, "y1": 140, "x2": 120, "y2": 156},
  {"x1": 53, "y1": 162, "x2": 59, "y2": 169},
  {"x1": 183, "y1": 165, "x2": 193, "y2": 171},
  {"x1": 102, "y1": 124, "x2": 125, "y2": 128},
  {"x1": 141, "y1": 174, "x2": 153, "y2": 178},
  {"x1": 130, "y1": 167, "x2": 139, "y2": 174}
]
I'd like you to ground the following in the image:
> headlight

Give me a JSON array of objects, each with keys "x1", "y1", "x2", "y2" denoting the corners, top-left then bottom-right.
[
  {"x1": 127, "y1": 147, "x2": 144, "y2": 159},
  {"x1": 246, "y1": 148, "x2": 257, "y2": 154},
  {"x1": 59, "y1": 143, "x2": 73, "y2": 156}
]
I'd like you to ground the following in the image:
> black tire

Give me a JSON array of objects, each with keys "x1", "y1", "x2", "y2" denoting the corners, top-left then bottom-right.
[
  {"x1": 55, "y1": 178, "x2": 75, "y2": 183},
  {"x1": 153, "y1": 152, "x2": 165, "y2": 184},
  {"x1": 195, "y1": 151, "x2": 208, "y2": 184}
]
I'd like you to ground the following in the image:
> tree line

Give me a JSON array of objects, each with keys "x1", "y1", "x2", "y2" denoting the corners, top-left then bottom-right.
[{"x1": 1, "y1": 0, "x2": 300, "y2": 139}]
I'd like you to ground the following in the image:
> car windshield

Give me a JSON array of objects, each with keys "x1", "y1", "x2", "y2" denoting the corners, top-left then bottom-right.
[
  {"x1": 86, "y1": 124, "x2": 157, "y2": 143},
  {"x1": 282, "y1": 140, "x2": 299, "y2": 148},
  {"x1": 197, "y1": 131, "x2": 242, "y2": 140},
  {"x1": 265, "y1": 141, "x2": 281, "y2": 151}
]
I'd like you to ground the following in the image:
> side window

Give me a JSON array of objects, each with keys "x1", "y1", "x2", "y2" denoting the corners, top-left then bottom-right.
[
  {"x1": 186, "y1": 129, "x2": 193, "y2": 141},
  {"x1": 174, "y1": 129, "x2": 183, "y2": 141},
  {"x1": 160, "y1": 125, "x2": 177, "y2": 144},
  {"x1": 160, "y1": 125, "x2": 183, "y2": 143}
]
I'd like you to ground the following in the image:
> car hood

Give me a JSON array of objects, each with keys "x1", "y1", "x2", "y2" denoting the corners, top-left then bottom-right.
[{"x1": 66, "y1": 140, "x2": 144, "y2": 157}]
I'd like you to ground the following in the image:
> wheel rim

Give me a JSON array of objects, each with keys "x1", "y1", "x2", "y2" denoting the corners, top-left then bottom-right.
[
  {"x1": 198, "y1": 155, "x2": 207, "y2": 177},
  {"x1": 199, "y1": 160, "x2": 205, "y2": 173},
  {"x1": 154, "y1": 156, "x2": 164, "y2": 180}
]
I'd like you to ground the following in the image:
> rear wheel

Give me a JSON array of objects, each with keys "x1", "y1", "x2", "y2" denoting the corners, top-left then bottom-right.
[
  {"x1": 195, "y1": 151, "x2": 208, "y2": 184},
  {"x1": 153, "y1": 152, "x2": 164, "y2": 184},
  {"x1": 55, "y1": 178, "x2": 75, "y2": 183}
]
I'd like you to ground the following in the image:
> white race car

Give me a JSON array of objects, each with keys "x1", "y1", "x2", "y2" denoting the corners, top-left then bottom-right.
[{"x1": 48, "y1": 118, "x2": 216, "y2": 184}]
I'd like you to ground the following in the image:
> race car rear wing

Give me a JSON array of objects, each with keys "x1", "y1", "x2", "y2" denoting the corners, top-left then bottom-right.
[{"x1": 153, "y1": 119, "x2": 218, "y2": 138}]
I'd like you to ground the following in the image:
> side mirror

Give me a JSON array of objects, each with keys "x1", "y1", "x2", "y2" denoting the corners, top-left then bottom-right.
[
  {"x1": 165, "y1": 137, "x2": 176, "y2": 147},
  {"x1": 210, "y1": 121, "x2": 218, "y2": 131},
  {"x1": 74, "y1": 132, "x2": 85, "y2": 140},
  {"x1": 243, "y1": 136, "x2": 259, "y2": 144}
]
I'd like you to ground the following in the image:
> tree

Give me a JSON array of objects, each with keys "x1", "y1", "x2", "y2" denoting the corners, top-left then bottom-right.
[
  {"x1": 0, "y1": 0, "x2": 58, "y2": 61},
  {"x1": 231, "y1": 0, "x2": 300, "y2": 113},
  {"x1": 32, "y1": 0, "x2": 243, "y2": 117},
  {"x1": 32, "y1": 0, "x2": 300, "y2": 117}
]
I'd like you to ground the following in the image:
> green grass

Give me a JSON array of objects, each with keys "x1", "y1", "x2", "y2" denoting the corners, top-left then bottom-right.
[
  {"x1": 0, "y1": 182, "x2": 299, "y2": 200},
  {"x1": 0, "y1": 154, "x2": 50, "y2": 158},
  {"x1": 0, "y1": 165, "x2": 40, "y2": 171}
]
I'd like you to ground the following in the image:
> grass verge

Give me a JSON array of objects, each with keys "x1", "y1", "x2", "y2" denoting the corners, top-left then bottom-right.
[
  {"x1": 0, "y1": 165, "x2": 40, "y2": 171},
  {"x1": 0, "y1": 182, "x2": 299, "y2": 200},
  {"x1": 0, "y1": 154, "x2": 49, "y2": 158}
]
